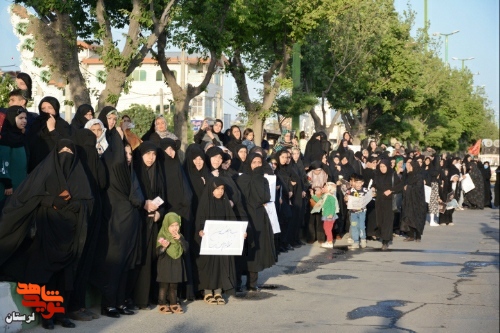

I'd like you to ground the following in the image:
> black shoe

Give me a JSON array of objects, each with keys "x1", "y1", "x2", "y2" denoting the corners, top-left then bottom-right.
[
  {"x1": 236, "y1": 286, "x2": 243, "y2": 292},
  {"x1": 117, "y1": 305, "x2": 135, "y2": 315},
  {"x1": 279, "y1": 246, "x2": 288, "y2": 253},
  {"x1": 54, "y1": 317, "x2": 76, "y2": 328},
  {"x1": 101, "y1": 307, "x2": 120, "y2": 318},
  {"x1": 292, "y1": 243, "x2": 301, "y2": 248},
  {"x1": 42, "y1": 319, "x2": 54, "y2": 330},
  {"x1": 124, "y1": 298, "x2": 139, "y2": 311},
  {"x1": 286, "y1": 244, "x2": 294, "y2": 251},
  {"x1": 248, "y1": 286, "x2": 260, "y2": 292},
  {"x1": 299, "y1": 241, "x2": 306, "y2": 246}
]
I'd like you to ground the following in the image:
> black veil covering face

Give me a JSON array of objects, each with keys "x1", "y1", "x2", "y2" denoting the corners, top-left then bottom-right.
[
  {"x1": 0, "y1": 138, "x2": 93, "y2": 287},
  {"x1": 194, "y1": 177, "x2": 237, "y2": 294},
  {"x1": 71, "y1": 104, "x2": 94, "y2": 131},
  {"x1": 27, "y1": 96, "x2": 72, "y2": 172}
]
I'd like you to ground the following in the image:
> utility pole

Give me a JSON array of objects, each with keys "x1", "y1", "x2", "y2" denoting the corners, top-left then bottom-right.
[
  {"x1": 291, "y1": 43, "x2": 301, "y2": 133},
  {"x1": 159, "y1": 88, "x2": 164, "y2": 115}
]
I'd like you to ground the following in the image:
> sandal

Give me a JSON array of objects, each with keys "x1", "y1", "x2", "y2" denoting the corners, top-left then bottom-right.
[
  {"x1": 170, "y1": 304, "x2": 184, "y2": 314},
  {"x1": 213, "y1": 294, "x2": 225, "y2": 305},
  {"x1": 158, "y1": 305, "x2": 172, "y2": 314},
  {"x1": 204, "y1": 294, "x2": 217, "y2": 305}
]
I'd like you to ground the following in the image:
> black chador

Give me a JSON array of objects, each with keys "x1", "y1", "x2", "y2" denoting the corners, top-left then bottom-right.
[
  {"x1": 91, "y1": 129, "x2": 143, "y2": 313},
  {"x1": 132, "y1": 141, "x2": 167, "y2": 308},
  {"x1": 195, "y1": 177, "x2": 237, "y2": 295},
  {"x1": 158, "y1": 138, "x2": 195, "y2": 300},
  {"x1": 0, "y1": 139, "x2": 93, "y2": 320},
  {"x1": 236, "y1": 154, "x2": 276, "y2": 289}
]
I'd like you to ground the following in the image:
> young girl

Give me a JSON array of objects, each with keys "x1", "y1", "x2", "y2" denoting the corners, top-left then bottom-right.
[
  {"x1": 311, "y1": 182, "x2": 339, "y2": 248},
  {"x1": 157, "y1": 212, "x2": 188, "y2": 314},
  {"x1": 196, "y1": 178, "x2": 238, "y2": 304},
  {"x1": 242, "y1": 128, "x2": 255, "y2": 151},
  {"x1": 306, "y1": 161, "x2": 329, "y2": 243}
]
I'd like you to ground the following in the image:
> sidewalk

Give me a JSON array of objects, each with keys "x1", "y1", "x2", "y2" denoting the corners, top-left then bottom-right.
[{"x1": 16, "y1": 207, "x2": 500, "y2": 332}]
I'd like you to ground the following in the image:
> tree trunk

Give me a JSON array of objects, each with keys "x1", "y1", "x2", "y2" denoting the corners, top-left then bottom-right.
[
  {"x1": 23, "y1": 6, "x2": 90, "y2": 107},
  {"x1": 96, "y1": 69, "x2": 128, "y2": 112}
]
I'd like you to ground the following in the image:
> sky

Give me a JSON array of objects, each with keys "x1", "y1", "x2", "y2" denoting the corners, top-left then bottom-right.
[{"x1": 1, "y1": 0, "x2": 498, "y2": 123}]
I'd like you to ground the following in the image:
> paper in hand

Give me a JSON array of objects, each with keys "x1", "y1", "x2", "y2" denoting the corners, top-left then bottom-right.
[{"x1": 152, "y1": 196, "x2": 164, "y2": 206}]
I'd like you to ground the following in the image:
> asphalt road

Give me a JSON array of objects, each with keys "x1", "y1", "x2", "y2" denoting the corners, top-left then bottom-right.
[{"x1": 26, "y1": 207, "x2": 499, "y2": 333}]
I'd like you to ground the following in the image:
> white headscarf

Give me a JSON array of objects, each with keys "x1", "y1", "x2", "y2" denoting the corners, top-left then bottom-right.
[{"x1": 84, "y1": 118, "x2": 108, "y2": 155}]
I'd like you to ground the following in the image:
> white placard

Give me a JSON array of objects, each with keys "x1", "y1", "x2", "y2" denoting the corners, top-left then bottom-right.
[
  {"x1": 264, "y1": 203, "x2": 281, "y2": 234},
  {"x1": 200, "y1": 220, "x2": 248, "y2": 255},
  {"x1": 461, "y1": 174, "x2": 475, "y2": 193},
  {"x1": 264, "y1": 175, "x2": 277, "y2": 202},
  {"x1": 347, "y1": 190, "x2": 373, "y2": 210},
  {"x1": 424, "y1": 185, "x2": 431, "y2": 203}
]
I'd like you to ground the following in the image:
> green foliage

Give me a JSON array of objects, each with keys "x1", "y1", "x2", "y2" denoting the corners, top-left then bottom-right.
[
  {"x1": 119, "y1": 104, "x2": 194, "y2": 142},
  {"x1": 120, "y1": 104, "x2": 156, "y2": 138},
  {"x1": 0, "y1": 74, "x2": 16, "y2": 106},
  {"x1": 275, "y1": 90, "x2": 318, "y2": 118}
]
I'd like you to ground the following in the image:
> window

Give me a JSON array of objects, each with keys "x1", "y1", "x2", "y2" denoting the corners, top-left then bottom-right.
[
  {"x1": 214, "y1": 73, "x2": 221, "y2": 85},
  {"x1": 156, "y1": 70, "x2": 177, "y2": 82},
  {"x1": 205, "y1": 97, "x2": 213, "y2": 117},
  {"x1": 190, "y1": 97, "x2": 203, "y2": 117},
  {"x1": 131, "y1": 70, "x2": 147, "y2": 81},
  {"x1": 156, "y1": 70, "x2": 163, "y2": 81}
]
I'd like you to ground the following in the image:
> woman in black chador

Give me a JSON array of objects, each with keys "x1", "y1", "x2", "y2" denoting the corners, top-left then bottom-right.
[
  {"x1": 27, "y1": 96, "x2": 72, "y2": 172},
  {"x1": 132, "y1": 141, "x2": 167, "y2": 309},
  {"x1": 0, "y1": 139, "x2": 93, "y2": 329},
  {"x1": 463, "y1": 161, "x2": 485, "y2": 209},
  {"x1": 373, "y1": 159, "x2": 404, "y2": 250},
  {"x1": 91, "y1": 129, "x2": 143, "y2": 318},
  {"x1": 157, "y1": 138, "x2": 195, "y2": 300},
  {"x1": 67, "y1": 127, "x2": 107, "y2": 321},
  {"x1": 70, "y1": 104, "x2": 94, "y2": 131},
  {"x1": 195, "y1": 177, "x2": 238, "y2": 304},
  {"x1": 236, "y1": 153, "x2": 276, "y2": 291},
  {"x1": 400, "y1": 159, "x2": 426, "y2": 242}
]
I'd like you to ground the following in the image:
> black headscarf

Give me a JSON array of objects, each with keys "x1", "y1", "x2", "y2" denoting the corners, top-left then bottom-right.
[
  {"x1": 0, "y1": 106, "x2": 27, "y2": 148},
  {"x1": 27, "y1": 97, "x2": 72, "y2": 172},
  {"x1": 183, "y1": 144, "x2": 211, "y2": 207},
  {"x1": 195, "y1": 177, "x2": 236, "y2": 233},
  {"x1": 16, "y1": 72, "x2": 32, "y2": 100},
  {"x1": 230, "y1": 144, "x2": 247, "y2": 173},
  {"x1": 97, "y1": 106, "x2": 118, "y2": 130},
  {"x1": 374, "y1": 159, "x2": 395, "y2": 194},
  {"x1": 71, "y1": 104, "x2": 94, "y2": 131},
  {"x1": 157, "y1": 138, "x2": 193, "y2": 222}
]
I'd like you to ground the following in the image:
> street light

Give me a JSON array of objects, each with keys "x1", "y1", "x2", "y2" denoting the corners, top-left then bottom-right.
[
  {"x1": 433, "y1": 30, "x2": 460, "y2": 64},
  {"x1": 452, "y1": 57, "x2": 475, "y2": 70}
]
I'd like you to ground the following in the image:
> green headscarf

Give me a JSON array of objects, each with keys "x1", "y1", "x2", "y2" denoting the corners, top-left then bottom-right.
[{"x1": 157, "y1": 212, "x2": 183, "y2": 259}]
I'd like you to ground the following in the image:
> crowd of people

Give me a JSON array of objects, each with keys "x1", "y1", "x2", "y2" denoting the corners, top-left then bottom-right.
[{"x1": 0, "y1": 72, "x2": 498, "y2": 330}]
